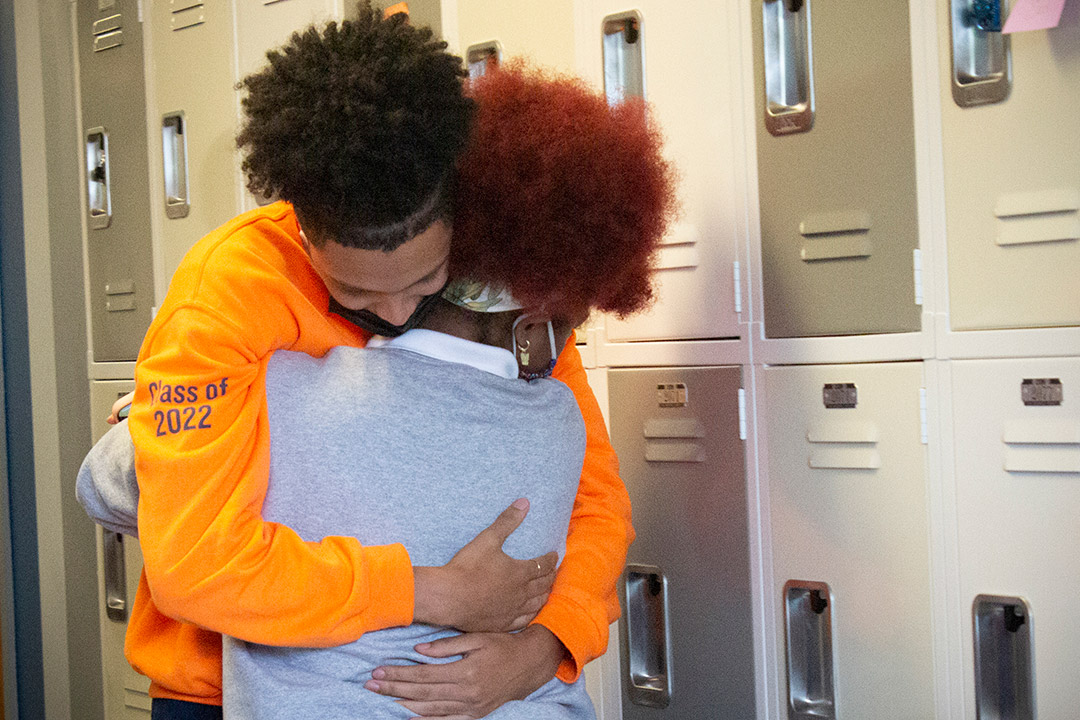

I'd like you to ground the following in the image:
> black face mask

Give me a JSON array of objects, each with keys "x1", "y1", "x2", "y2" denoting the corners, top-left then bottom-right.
[{"x1": 328, "y1": 282, "x2": 447, "y2": 337}]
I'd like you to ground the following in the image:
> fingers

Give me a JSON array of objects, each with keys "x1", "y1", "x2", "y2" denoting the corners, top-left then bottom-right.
[{"x1": 478, "y1": 498, "x2": 529, "y2": 547}]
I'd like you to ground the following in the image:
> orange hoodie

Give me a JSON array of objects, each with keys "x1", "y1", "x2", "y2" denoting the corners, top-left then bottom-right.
[{"x1": 127, "y1": 202, "x2": 633, "y2": 705}]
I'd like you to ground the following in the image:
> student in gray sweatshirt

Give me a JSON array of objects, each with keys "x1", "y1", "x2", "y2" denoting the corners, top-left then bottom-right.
[{"x1": 79, "y1": 61, "x2": 675, "y2": 718}]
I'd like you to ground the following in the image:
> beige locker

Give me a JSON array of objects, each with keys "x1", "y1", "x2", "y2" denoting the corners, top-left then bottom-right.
[
  {"x1": 148, "y1": 0, "x2": 242, "y2": 284},
  {"x1": 952, "y1": 358, "x2": 1080, "y2": 719},
  {"x1": 763, "y1": 362, "x2": 934, "y2": 719},
  {"x1": 456, "y1": 0, "x2": 575, "y2": 73},
  {"x1": 90, "y1": 381, "x2": 148, "y2": 720},
  {"x1": 578, "y1": 1, "x2": 744, "y2": 342},
  {"x1": 942, "y1": 5, "x2": 1080, "y2": 330}
]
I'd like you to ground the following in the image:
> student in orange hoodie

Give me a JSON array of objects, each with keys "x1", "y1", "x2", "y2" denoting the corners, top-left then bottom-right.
[{"x1": 110, "y1": 6, "x2": 657, "y2": 720}]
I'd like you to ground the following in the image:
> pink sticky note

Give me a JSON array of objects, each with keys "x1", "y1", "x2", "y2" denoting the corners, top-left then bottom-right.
[{"x1": 1001, "y1": 0, "x2": 1068, "y2": 33}]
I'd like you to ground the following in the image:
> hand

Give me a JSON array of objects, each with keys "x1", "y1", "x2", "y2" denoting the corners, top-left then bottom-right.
[
  {"x1": 107, "y1": 391, "x2": 135, "y2": 425},
  {"x1": 365, "y1": 625, "x2": 567, "y2": 719},
  {"x1": 413, "y1": 499, "x2": 557, "y2": 632}
]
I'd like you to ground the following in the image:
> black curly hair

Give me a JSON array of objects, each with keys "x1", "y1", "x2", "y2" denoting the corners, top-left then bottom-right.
[{"x1": 236, "y1": 3, "x2": 473, "y2": 251}]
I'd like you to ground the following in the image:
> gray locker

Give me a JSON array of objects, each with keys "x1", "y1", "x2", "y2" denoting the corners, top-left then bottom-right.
[
  {"x1": 78, "y1": 0, "x2": 156, "y2": 361},
  {"x1": 580, "y1": 1, "x2": 744, "y2": 342},
  {"x1": 753, "y1": 0, "x2": 921, "y2": 338},
  {"x1": 90, "y1": 380, "x2": 149, "y2": 720},
  {"x1": 941, "y1": 4, "x2": 1080, "y2": 330},
  {"x1": 607, "y1": 366, "x2": 755, "y2": 719},
  {"x1": 762, "y1": 363, "x2": 934, "y2": 719},
  {"x1": 952, "y1": 358, "x2": 1080, "y2": 719},
  {"x1": 149, "y1": 0, "x2": 242, "y2": 284}
]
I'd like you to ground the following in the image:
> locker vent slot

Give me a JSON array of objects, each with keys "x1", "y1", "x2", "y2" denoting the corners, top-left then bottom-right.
[
  {"x1": 799, "y1": 212, "x2": 872, "y2": 262},
  {"x1": 950, "y1": 0, "x2": 1011, "y2": 107},
  {"x1": 162, "y1": 113, "x2": 191, "y2": 219},
  {"x1": 973, "y1": 595, "x2": 1034, "y2": 720},
  {"x1": 98, "y1": 0, "x2": 116, "y2": 9},
  {"x1": 994, "y1": 189, "x2": 1080, "y2": 247},
  {"x1": 623, "y1": 566, "x2": 672, "y2": 708},
  {"x1": 264, "y1": 0, "x2": 293, "y2": 5},
  {"x1": 602, "y1": 11, "x2": 644, "y2": 106},
  {"x1": 1020, "y1": 378, "x2": 1063, "y2": 406},
  {"x1": 85, "y1": 128, "x2": 111, "y2": 229},
  {"x1": 92, "y1": 14, "x2": 123, "y2": 52},
  {"x1": 171, "y1": 1, "x2": 205, "y2": 31},
  {"x1": 643, "y1": 418, "x2": 705, "y2": 439},
  {"x1": 784, "y1": 580, "x2": 835, "y2": 720},
  {"x1": 1003, "y1": 417, "x2": 1080, "y2": 474},
  {"x1": 123, "y1": 688, "x2": 152, "y2": 712},
  {"x1": 466, "y1": 40, "x2": 501, "y2": 80},
  {"x1": 762, "y1": 0, "x2": 813, "y2": 136}
]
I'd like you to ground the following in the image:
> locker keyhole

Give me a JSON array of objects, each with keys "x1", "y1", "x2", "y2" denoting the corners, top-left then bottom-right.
[
  {"x1": 1003, "y1": 605, "x2": 1026, "y2": 633},
  {"x1": 809, "y1": 589, "x2": 828, "y2": 615},
  {"x1": 647, "y1": 574, "x2": 662, "y2": 596},
  {"x1": 623, "y1": 19, "x2": 640, "y2": 45}
]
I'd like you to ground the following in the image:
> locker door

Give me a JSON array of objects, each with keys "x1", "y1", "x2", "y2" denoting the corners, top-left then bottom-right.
[
  {"x1": 578, "y1": 2, "x2": 743, "y2": 342},
  {"x1": 90, "y1": 381, "x2": 148, "y2": 720},
  {"x1": 148, "y1": 0, "x2": 241, "y2": 284},
  {"x1": 952, "y1": 359, "x2": 1080, "y2": 719},
  {"x1": 607, "y1": 367, "x2": 755, "y2": 719},
  {"x1": 234, "y1": 0, "x2": 346, "y2": 212},
  {"x1": 78, "y1": 0, "x2": 155, "y2": 361},
  {"x1": 763, "y1": 363, "x2": 933, "y2": 719},
  {"x1": 456, "y1": 0, "x2": 576, "y2": 74},
  {"x1": 753, "y1": 0, "x2": 921, "y2": 338},
  {"x1": 942, "y1": 7, "x2": 1080, "y2": 330}
]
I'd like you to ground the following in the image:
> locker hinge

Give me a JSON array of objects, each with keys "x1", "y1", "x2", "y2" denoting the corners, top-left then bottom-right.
[
  {"x1": 913, "y1": 249, "x2": 924, "y2": 306},
  {"x1": 919, "y1": 388, "x2": 928, "y2": 445},
  {"x1": 733, "y1": 261, "x2": 743, "y2": 315},
  {"x1": 738, "y1": 388, "x2": 747, "y2": 440},
  {"x1": 137, "y1": 0, "x2": 144, "y2": 23}
]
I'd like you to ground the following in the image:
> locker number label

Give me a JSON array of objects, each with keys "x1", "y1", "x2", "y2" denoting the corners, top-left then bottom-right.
[
  {"x1": 657, "y1": 383, "x2": 688, "y2": 408},
  {"x1": 1021, "y1": 378, "x2": 1062, "y2": 406},
  {"x1": 823, "y1": 383, "x2": 858, "y2": 409}
]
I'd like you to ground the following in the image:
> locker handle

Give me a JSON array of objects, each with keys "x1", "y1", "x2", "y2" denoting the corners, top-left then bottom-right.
[
  {"x1": 950, "y1": 0, "x2": 1011, "y2": 107},
  {"x1": 762, "y1": 0, "x2": 813, "y2": 136},
  {"x1": 162, "y1": 113, "x2": 190, "y2": 219},
  {"x1": 623, "y1": 565, "x2": 672, "y2": 708},
  {"x1": 465, "y1": 40, "x2": 501, "y2": 80},
  {"x1": 784, "y1": 580, "x2": 836, "y2": 720},
  {"x1": 973, "y1": 595, "x2": 1035, "y2": 720},
  {"x1": 602, "y1": 11, "x2": 645, "y2": 106},
  {"x1": 85, "y1": 128, "x2": 112, "y2": 230},
  {"x1": 103, "y1": 529, "x2": 128, "y2": 622}
]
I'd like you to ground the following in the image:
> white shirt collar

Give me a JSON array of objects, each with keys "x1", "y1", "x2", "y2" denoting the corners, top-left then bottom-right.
[{"x1": 367, "y1": 329, "x2": 518, "y2": 379}]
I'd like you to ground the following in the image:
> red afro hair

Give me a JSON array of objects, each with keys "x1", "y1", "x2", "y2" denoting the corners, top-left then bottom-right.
[{"x1": 450, "y1": 61, "x2": 677, "y2": 321}]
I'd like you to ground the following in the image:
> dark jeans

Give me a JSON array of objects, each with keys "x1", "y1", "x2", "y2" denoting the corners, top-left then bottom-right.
[{"x1": 150, "y1": 699, "x2": 223, "y2": 720}]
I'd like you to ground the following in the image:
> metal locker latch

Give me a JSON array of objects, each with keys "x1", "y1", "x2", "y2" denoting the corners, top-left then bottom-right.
[
  {"x1": 762, "y1": 0, "x2": 814, "y2": 136},
  {"x1": 162, "y1": 113, "x2": 190, "y2": 219},
  {"x1": 950, "y1": 0, "x2": 1011, "y2": 106},
  {"x1": 103, "y1": 530, "x2": 128, "y2": 622},
  {"x1": 602, "y1": 11, "x2": 645, "y2": 106},
  {"x1": 86, "y1": 128, "x2": 112, "y2": 229},
  {"x1": 623, "y1": 565, "x2": 672, "y2": 708},
  {"x1": 784, "y1": 580, "x2": 836, "y2": 720},
  {"x1": 466, "y1": 40, "x2": 501, "y2": 80},
  {"x1": 973, "y1": 595, "x2": 1035, "y2": 720}
]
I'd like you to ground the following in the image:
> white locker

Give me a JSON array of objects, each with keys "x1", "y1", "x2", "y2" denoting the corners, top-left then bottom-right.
[
  {"x1": 90, "y1": 380, "x2": 148, "y2": 720},
  {"x1": 456, "y1": 0, "x2": 575, "y2": 74},
  {"x1": 763, "y1": 362, "x2": 934, "y2": 720},
  {"x1": 148, "y1": 0, "x2": 242, "y2": 287},
  {"x1": 234, "y1": 0, "x2": 348, "y2": 212},
  {"x1": 941, "y1": 4, "x2": 1080, "y2": 331},
  {"x1": 951, "y1": 358, "x2": 1080, "y2": 720},
  {"x1": 577, "y1": 1, "x2": 743, "y2": 342}
]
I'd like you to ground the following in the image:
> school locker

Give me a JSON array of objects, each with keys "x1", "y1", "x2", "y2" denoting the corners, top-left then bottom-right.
[
  {"x1": 148, "y1": 0, "x2": 242, "y2": 285},
  {"x1": 234, "y1": 0, "x2": 349, "y2": 212},
  {"x1": 941, "y1": 3, "x2": 1080, "y2": 331},
  {"x1": 578, "y1": 2, "x2": 744, "y2": 342},
  {"x1": 78, "y1": 0, "x2": 156, "y2": 362},
  {"x1": 89, "y1": 380, "x2": 148, "y2": 720},
  {"x1": 951, "y1": 358, "x2": 1080, "y2": 720},
  {"x1": 607, "y1": 366, "x2": 755, "y2": 719},
  {"x1": 762, "y1": 363, "x2": 934, "y2": 719},
  {"x1": 753, "y1": 0, "x2": 922, "y2": 338},
  {"x1": 456, "y1": 0, "x2": 575, "y2": 75}
]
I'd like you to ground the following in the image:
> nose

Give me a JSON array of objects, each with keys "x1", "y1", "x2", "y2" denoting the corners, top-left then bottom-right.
[{"x1": 367, "y1": 294, "x2": 420, "y2": 327}]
